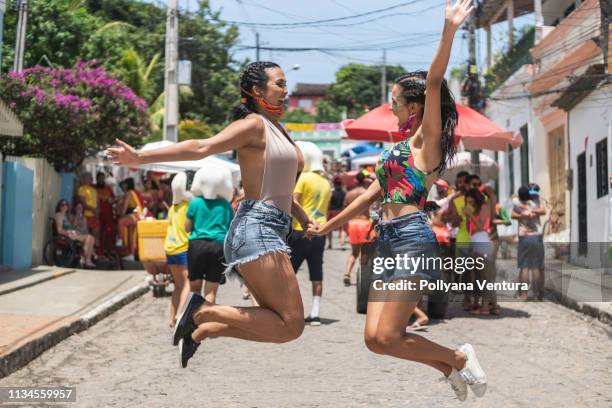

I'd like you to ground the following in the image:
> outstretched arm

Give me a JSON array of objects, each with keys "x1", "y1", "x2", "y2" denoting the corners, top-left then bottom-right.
[
  {"x1": 106, "y1": 116, "x2": 263, "y2": 166},
  {"x1": 420, "y1": 0, "x2": 473, "y2": 170},
  {"x1": 310, "y1": 180, "x2": 381, "y2": 235}
]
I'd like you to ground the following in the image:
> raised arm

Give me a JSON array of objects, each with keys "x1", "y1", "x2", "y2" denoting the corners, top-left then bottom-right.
[
  {"x1": 421, "y1": 1, "x2": 473, "y2": 158},
  {"x1": 107, "y1": 116, "x2": 263, "y2": 166}
]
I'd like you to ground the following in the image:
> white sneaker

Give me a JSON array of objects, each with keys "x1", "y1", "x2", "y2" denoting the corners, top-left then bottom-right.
[
  {"x1": 442, "y1": 368, "x2": 467, "y2": 401},
  {"x1": 458, "y1": 343, "x2": 487, "y2": 397},
  {"x1": 122, "y1": 254, "x2": 135, "y2": 261}
]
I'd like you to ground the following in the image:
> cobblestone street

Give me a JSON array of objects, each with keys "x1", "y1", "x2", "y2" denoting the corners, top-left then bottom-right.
[{"x1": 1, "y1": 244, "x2": 611, "y2": 408}]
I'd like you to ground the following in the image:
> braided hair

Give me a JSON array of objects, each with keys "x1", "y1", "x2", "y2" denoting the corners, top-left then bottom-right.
[
  {"x1": 394, "y1": 71, "x2": 458, "y2": 174},
  {"x1": 232, "y1": 61, "x2": 280, "y2": 121}
]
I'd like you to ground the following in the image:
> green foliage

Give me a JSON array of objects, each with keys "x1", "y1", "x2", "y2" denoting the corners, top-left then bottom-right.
[
  {"x1": 117, "y1": 49, "x2": 160, "y2": 104},
  {"x1": 283, "y1": 109, "x2": 316, "y2": 123},
  {"x1": 1, "y1": 0, "x2": 241, "y2": 128},
  {"x1": 450, "y1": 64, "x2": 467, "y2": 82},
  {"x1": 1, "y1": 0, "x2": 102, "y2": 72},
  {"x1": 179, "y1": 119, "x2": 214, "y2": 141},
  {"x1": 315, "y1": 99, "x2": 343, "y2": 122},
  {"x1": 327, "y1": 63, "x2": 405, "y2": 118},
  {"x1": 0, "y1": 62, "x2": 149, "y2": 171},
  {"x1": 483, "y1": 26, "x2": 535, "y2": 96}
]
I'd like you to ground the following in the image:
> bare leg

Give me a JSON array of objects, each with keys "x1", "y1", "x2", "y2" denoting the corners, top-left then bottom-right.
[
  {"x1": 203, "y1": 280, "x2": 220, "y2": 304},
  {"x1": 532, "y1": 268, "x2": 542, "y2": 299},
  {"x1": 410, "y1": 306, "x2": 429, "y2": 326},
  {"x1": 364, "y1": 288, "x2": 465, "y2": 376},
  {"x1": 192, "y1": 252, "x2": 304, "y2": 343},
  {"x1": 345, "y1": 244, "x2": 361, "y2": 279},
  {"x1": 169, "y1": 264, "x2": 190, "y2": 327},
  {"x1": 364, "y1": 286, "x2": 465, "y2": 376},
  {"x1": 126, "y1": 223, "x2": 135, "y2": 256},
  {"x1": 518, "y1": 268, "x2": 529, "y2": 299},
  {"x1": 190, "y1": 279, "x2": 203, "y2": 295}
]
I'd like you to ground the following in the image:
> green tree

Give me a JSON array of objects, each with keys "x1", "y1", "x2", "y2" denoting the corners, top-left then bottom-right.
[
  {"x1": 1, "y1": 0, "x2": 102, "y2": 72},
  {"x1": 315, "y1": 100, "x2": 342, "y2": 122},
  {"x1": 327, "y1": 63, "x2": 405, "y2": 118},
  {"x1": 2, "y1": 0, "x2": 241, "y2": 129},
  {"x1": 283, "y1": 109, "x2": 316, "y2": 123},
  {"x1": 0, "y1": 63, "x2": 149, "y2": 171},
  {"x1": 117, "y1": 49, "x2": 160, "y2": 104}
]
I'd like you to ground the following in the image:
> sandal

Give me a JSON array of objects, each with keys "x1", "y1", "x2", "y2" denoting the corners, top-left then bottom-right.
[
  {"x1": 408, "y1": 322, "x2": 427, "y2": 331},
  {"x1": 343, "y1": 274, "x2": 351, "y2": 286}
]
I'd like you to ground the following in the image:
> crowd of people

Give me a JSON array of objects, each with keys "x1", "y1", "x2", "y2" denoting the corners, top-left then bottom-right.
[{"x1": 97, "y1": 0, "x2": 534, "y2": 401}]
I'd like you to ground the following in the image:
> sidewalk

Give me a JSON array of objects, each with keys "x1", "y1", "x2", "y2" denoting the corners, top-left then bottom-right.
[
  {"x1": 496, "y1": 257, "x2": 612, "y2": 326},
  {"x1": 0, "y1": 266, "x2": 149, "y2": 378}
]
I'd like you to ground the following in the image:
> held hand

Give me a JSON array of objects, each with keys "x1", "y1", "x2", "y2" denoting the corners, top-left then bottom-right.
[
  {"x1": 445, "y1": 0, "x2": 474, "y2": 31},
  {"x1": 106, "y1": 139, "x2": 140, "y2": 166},
  {"x1": 306, "y1": 223, "x2": 327, "y2": 238}
]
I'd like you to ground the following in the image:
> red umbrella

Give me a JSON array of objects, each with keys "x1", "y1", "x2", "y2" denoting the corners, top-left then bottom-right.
[{"x1": 343, "y1": 103, "x2": 521, "y2": 151}]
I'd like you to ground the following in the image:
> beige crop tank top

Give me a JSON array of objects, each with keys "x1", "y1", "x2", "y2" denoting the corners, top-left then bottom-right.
[{"x1": 258, "y1": 115, "x2": 302, "y2": 214}]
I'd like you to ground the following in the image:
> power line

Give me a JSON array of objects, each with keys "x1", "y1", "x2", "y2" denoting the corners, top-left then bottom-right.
[{"x1": 214, "y1": 0, "x2": 429, "y2": 27}]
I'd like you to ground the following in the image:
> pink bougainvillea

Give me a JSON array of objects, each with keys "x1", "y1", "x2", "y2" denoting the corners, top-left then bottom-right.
[{"x1": 0, "y1": 61, "x2": 149, "y2": 171}]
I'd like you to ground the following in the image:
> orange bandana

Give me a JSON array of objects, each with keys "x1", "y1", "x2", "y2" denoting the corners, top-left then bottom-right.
[{"x1": 240, "y1": 87, "x2": 284, "y2": 116}]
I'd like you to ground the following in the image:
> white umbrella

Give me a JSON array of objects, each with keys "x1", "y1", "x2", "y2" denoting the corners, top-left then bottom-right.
[
  {"x1": 440, "y1": 152, "x2": 498, "y2": 183},
  {"x1": 138, "y1": 141, "x2": 241, "y2": 187}
]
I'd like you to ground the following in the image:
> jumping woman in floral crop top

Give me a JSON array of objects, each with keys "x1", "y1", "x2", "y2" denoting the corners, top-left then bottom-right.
[{"x1": 310, "y1": 1, "x2": 487, "y2": 401}]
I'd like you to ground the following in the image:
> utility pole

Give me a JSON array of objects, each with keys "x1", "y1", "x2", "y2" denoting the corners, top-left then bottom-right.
[
  {"x1": 13, "y1": 0, "x2": 28, "y2": 73},
  {"x1": 467, "y1": 13, "x2": 481, "y2": 175},
  {"x1": 163, "y1": 0, "x2": 179, "y2": 143},
  {"x1": 255, "y1": 32, "x2": 260, "y2": 61},
  {"x1": 381, "y1": 49, "x2": 387, "y2": 105}
]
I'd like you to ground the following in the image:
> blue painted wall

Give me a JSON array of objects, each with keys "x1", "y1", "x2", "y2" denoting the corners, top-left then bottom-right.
[
  {"x1": 59, "y1": 172, "x2": 75, "y2": 205},
  {"x1": 1, "y1": 162, "x2": 33, "y2": 269}
]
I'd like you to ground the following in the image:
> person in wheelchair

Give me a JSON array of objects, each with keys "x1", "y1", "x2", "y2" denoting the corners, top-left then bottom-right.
[{"x1": 54, "y1": 199, "x2": 96, "y2": 268}]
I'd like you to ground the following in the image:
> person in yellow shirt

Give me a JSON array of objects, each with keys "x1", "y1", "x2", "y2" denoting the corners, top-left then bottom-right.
[
  {"x1": 289, "y1": 142, "x2": 331, "y2": 326},
  {"x1": 77, "y1": 173, "x2": 100, "y2": 250},
  {"x1": 164, "y1": 172, "x2": 192, "y2": 328}
]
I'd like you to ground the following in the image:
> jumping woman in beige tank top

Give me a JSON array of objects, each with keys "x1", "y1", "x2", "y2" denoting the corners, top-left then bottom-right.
[{"x1": 107, "y1": 62, "x2": 314, "y2": 366}]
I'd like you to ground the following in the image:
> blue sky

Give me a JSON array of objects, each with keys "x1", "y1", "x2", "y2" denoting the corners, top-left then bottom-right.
[{"x1": 147, "y1": 0, "x2": 530, "y2": 91}]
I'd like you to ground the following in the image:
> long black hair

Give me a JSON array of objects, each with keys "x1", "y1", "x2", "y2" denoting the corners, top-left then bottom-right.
[
  {"x1": 232, "y1": 61, "x2": 281, "y2": 121},
  {"x1": 465, "y1": 188, "x2": 486, "y2": 214},
  {"x1": 394, "y1": 71, "x2": 458, "y2": 174}
]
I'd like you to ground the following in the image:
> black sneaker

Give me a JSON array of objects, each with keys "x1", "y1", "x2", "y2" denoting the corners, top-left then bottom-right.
[
  {"x1": 173, "y1": 292, "x2": 204, "y2": 346},
  {"x1": 178, "y1": 334, "x2": 200, "y2": 368},
  {"x1": 305, "y1": 316, "x2": 321, "y2": 326}
]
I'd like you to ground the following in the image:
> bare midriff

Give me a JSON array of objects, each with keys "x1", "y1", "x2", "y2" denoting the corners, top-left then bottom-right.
[{"x1": 381, "y1": 203, "x2": 422, "y2": 221}]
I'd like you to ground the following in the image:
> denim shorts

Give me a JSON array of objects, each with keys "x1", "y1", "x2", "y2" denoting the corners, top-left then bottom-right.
[
  {"x1": 166, "y1": 251, "x2": 188, "y2": 265},
  {"x1": 223, "y1": 199, "x2": 292, "y2": 280},
  {"x1": 373, "y1": 211, "x2": 441, "y2": 283}
]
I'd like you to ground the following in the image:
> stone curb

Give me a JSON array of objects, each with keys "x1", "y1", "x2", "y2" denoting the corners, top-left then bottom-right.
[
  {"x1": 0, "y1": 269, "x2": 76, "y2": 297},
  {"x1": 497, "y1": 266, "x2": 612, "y2": 327},
  {"x1": 0, "y1": 281, "x2": 150, "y2": 379}
]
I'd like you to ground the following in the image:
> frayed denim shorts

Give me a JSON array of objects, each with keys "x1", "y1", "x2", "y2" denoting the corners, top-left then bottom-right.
[
  {"x1": 374, "y1": 211, "x2": 441, "y2": 283},
  {"x1": 223, "y1": 199, "x2": 292, "y2": 280}
]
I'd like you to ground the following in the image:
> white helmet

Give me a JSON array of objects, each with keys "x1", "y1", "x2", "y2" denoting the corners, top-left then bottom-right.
[
  {"x1": 296, "y1": 141, "x2": 324, "y2": 173},
  {"x1": 171, "y1": 172, "x2": 193, "y2": 204},
  {"x1": 190, "y1": 162, "x2": 233, "y2": 202}
]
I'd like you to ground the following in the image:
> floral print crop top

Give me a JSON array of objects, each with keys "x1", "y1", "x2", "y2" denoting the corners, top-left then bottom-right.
[{"x1": 375, "y1": 135, "x2": 437, "y2": 211}]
